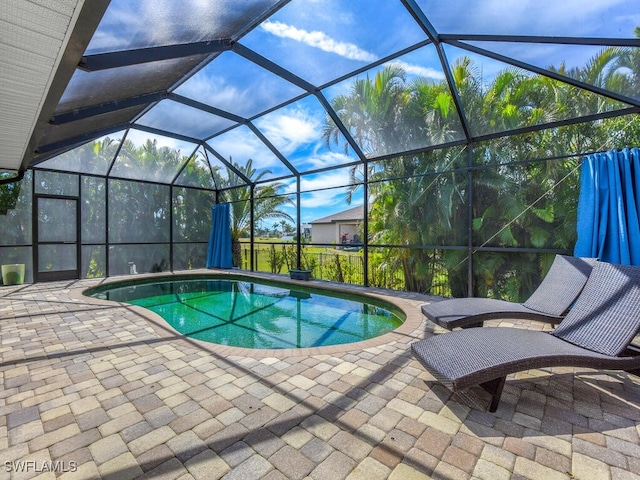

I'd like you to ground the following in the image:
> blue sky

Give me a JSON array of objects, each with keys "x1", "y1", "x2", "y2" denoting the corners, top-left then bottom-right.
[{"x1": 51, "y1": 0, "x2": 640, "y2": 224}]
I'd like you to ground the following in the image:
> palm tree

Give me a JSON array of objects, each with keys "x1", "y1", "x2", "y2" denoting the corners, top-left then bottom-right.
[
  {"x1": 280, "y1": 220, "x2": 289, "y2": 236},
  {"x1": 407, "y1": 77, "x2": 465, "y2": 146},
  {"x1": 612, "y1": 27, "x2": 640, "y2": 98},
  {"x1": 323, "y1": 65, "x2": 469, "y2": 293},
  {"x1": 215, "y1": 159, "x2": 293, "y2": 267},
  {"x1": 324, "y1": 65, "x2": 410, "y2": 157},
  {"x1": 328, "y1": 45, "x2": 640, "y2": 299}
]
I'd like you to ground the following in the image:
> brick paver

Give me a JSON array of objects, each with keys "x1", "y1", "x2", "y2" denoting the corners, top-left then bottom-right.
[{"x1": 1, "y1": 273, "x2": 640, "y2": 479}]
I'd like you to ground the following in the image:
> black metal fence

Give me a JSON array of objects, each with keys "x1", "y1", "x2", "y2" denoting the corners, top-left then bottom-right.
[{"x1": 241, "y1": 243, "x2": 452, "y2": 296}]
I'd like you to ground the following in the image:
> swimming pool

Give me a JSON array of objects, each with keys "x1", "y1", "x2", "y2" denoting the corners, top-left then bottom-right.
[{"x1": 85, "y1": 276, "x2": 405, "y2": 349}]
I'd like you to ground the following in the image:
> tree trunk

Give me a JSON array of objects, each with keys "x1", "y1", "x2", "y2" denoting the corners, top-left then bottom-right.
[{"x1": 232, "y1": 240, "x2": 242, "y2": 268}]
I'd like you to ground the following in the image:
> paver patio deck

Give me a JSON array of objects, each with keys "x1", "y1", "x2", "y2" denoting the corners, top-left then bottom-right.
[{"x1": 1, "y1": 270, "x2": 639, "y2": 479}]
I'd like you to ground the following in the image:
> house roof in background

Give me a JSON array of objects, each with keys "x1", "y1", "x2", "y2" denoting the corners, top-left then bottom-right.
[{"x1": 311, "y1": 205, "x2": 364, "y2": 224}]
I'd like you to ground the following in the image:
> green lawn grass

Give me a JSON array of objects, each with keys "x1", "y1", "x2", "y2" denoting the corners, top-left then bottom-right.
[{"x1": 238, "y1": 238, "x2": 362, "y2": 274}]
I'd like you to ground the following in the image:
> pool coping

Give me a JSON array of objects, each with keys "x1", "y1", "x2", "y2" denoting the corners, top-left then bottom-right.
[{"x1": 70, "y1": 269, "x2": 431, "y2": 359}]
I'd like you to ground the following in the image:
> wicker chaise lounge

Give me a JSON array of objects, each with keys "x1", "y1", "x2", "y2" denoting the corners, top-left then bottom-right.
[
  {"x1": 422, "y1": 255, "x2": 597, "y2": 330},
  {"x1": 411, "y1": 261, "x2": 640, "y2": 412}
]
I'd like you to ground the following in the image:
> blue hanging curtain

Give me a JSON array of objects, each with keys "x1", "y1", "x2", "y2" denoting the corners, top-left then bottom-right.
[
  {"x1": 574, "y1": 147, "x2": 640, "y2": 265},
  {"x1": 206, "y1": 203, "x2": 233, "y2": 269}
]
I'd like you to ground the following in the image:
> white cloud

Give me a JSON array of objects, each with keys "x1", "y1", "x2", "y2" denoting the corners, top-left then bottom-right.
[
  {"x1": 278, "y1": 170, "x2": 363, "y2": 222},
  {"x1": 138, "y1": 100, "x2": 234, "y2": 140},
  {"x1": 261, "y1": 20, "x2": 377, "y2": 62},
  {"x1": 387, "y1": 60, "x2": 445, "y2": 81},
  {"x1": 207, "y1": 127, "x2": 286, "y2": 172},
  {"x1": 301, "y1": 189, "x2": 350, "y2": 209},
  {"x1": 255, "y1": 106, "x2": 355, "y2": 170},
  {"x1": 280, "y1": 169, "x2": 352, "y2": 194},
  {"x1": 299, "y1": 151, "x2": 353, "y2": 170},
  {"x1": 176, "y1": 74, "x2": 247, "y2": 112},
  {"x1": 301, "y1": 189, "x2": 364, "y2": 223},
  {"x1": 255, "y1": 110, "x2": 320, "y2": 154}
]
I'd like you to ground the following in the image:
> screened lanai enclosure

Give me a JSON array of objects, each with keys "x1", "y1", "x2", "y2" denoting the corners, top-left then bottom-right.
[{"x1": 2, "y1": 0, "x2": 640, "y2": 301}]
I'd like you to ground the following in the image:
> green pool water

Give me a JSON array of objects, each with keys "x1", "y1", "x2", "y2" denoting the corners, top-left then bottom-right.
[{"x1": 87, "y1": 277, "x2": 404, "y2": 349}]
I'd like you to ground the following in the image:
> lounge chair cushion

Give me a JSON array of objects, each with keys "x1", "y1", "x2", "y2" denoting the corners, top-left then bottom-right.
[
  {"x1": 422, "y1": 297, "x2": 561, "y2": 328},
  {"x1": 422, "y1": 255, "x2": 597, "y2": 330},
  {"x1": 552, "y1": 262, "x2": 640, "y2": 356},
  {"x1": 522, "y1": 255, "x2": 596, "y2": 316},
  {"x1": 411, "y1": 327, "x2": 633, "y2": 392},
  {"x1": 412, "y1": 261, "x2": 640, "y2": 411}
]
